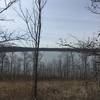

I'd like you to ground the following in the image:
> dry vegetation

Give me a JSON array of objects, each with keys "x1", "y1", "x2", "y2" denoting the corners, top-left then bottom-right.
[{"x1": 0, "y1": 80, "x2": 100, "y2": 100}]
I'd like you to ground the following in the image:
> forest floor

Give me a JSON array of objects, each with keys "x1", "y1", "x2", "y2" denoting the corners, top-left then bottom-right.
[{"x1": 0, "y1": 80, "x2": 99, "y2": 100}]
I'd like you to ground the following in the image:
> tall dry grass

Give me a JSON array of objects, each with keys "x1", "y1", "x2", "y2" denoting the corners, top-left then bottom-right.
[{"x1": 0, "y1": 80, "x2": 99, "y2": 100}]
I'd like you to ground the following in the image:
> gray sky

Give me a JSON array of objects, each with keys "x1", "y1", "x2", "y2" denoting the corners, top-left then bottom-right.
[{"x1": 0, "y1": 0, "x2": 100, "y2": 47}]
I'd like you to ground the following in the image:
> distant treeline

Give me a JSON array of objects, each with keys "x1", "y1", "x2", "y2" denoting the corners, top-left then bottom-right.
[{"x1": 0, "y1": 51, "x2": 99, "y2": 81}]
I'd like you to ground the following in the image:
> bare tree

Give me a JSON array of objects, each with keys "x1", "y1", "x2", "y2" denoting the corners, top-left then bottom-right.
[
  {"x1": 70, "y1": 52, "x2": 75, "y2": 80},
  {"x1": 58, "y1": 55, "x2": 63, "y2": 79},
  {"x1": 22, "y1": 52, "x2": 33, "y2": 80},
  {"x1": 58, "y1": 36, "x2": 99, "y2": 84},
  {"x1": 9, "y1": 52, "x2": 14, "y2": 80},
  {"x1": 0, "y1": 52, "x2": 6, "y2": 80},
  {"x1": 15, "y1": 0, "x2": 47, "y2": 99}
]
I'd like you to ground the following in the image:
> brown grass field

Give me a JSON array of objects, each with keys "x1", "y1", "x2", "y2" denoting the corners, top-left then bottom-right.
[{"x1": 0, "y1": 80, "x2": 100, "y2": 100}]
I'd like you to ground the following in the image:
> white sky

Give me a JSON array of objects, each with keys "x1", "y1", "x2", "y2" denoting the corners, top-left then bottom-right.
[{"x1": 0, "y1": 0, "x2": 100, "y2": 47}]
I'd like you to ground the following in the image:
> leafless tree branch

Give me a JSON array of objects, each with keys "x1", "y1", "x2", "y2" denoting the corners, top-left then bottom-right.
[
  {"x1": 0, "y1": 0, "x2": 17, "y2": 13},
  {"x1": 88, "y1": 0, "x2": 100, "y2": 14},
  {"x1": 58, "y1": 35, "x2": 99, "y2": 49}
]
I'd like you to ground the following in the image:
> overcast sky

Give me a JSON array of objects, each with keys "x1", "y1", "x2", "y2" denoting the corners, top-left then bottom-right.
[{"x1": 0, "y1": 0, "x2": 100, "y2": 47}]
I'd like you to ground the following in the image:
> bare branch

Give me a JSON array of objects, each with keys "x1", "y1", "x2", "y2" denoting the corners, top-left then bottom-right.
[
  {"x1": 0, "y1": 30, "x2": 29, "y2": 46},
  {"x1": 13, "y1": 8, "x2": 25, "y2": 21},
  {"x1": 58, "y1": 35, "x2": 99, "y2": 49},
  {"x1": 88, "y1": 6, "x2": 100, "y2": 14},
  {"x1": 88, "y1": 0, "x2": 100, "y2": 14},
  {"x1": 0, "y1": 18, "x2": 14, "y2": 21},
  {"x1": 0, "y1": 0, "x2": 17, "y2": 13},
  {"x1": 41, "y1": 0, "x2": 47, "y2": 9}
]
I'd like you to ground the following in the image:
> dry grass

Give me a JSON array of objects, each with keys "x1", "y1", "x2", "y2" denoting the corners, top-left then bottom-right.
[
  {"x1": 0, "y1": 80, "x2": 99, "y2": 100},
  {"x1": 0, "y1": 81, "x2": 32, "y2": 100}
]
